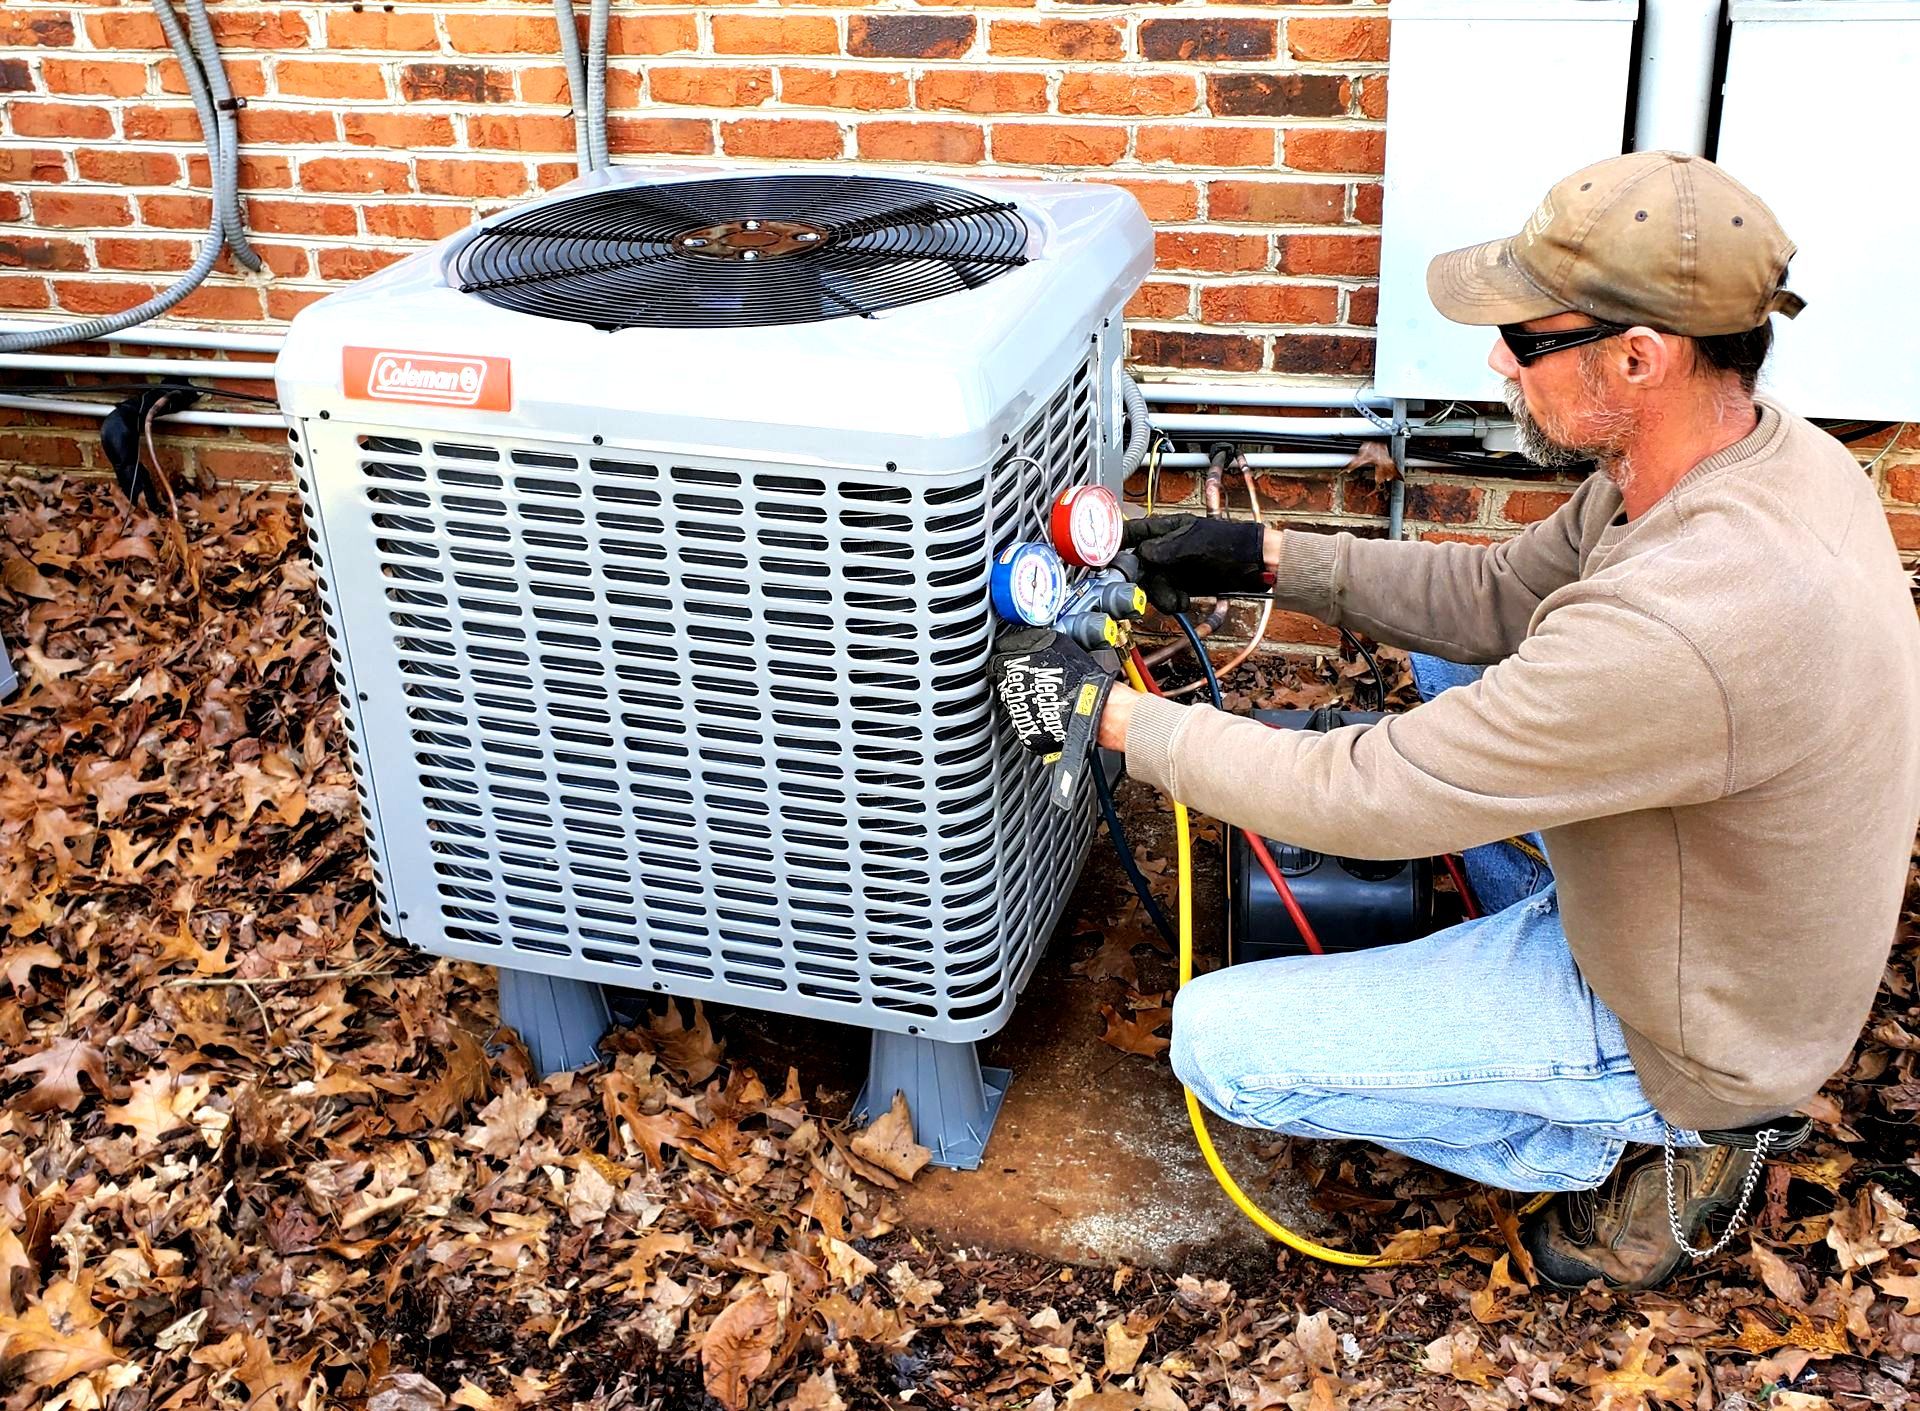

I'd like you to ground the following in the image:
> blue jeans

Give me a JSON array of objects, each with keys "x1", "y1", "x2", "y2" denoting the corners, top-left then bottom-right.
[{"x1": 1169, "y1": 654, "x2": 1692, "y2": 1192}]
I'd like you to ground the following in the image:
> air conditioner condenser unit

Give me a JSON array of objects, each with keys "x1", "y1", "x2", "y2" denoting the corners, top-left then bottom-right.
[{"x1": 275, "y1": 166, "x2": 1153, "y2": 1167}]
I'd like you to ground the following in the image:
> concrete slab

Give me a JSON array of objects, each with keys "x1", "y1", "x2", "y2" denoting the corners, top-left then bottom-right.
[{"x1": 710, "y1": 777, "x2": 1335, "y2": 1274}]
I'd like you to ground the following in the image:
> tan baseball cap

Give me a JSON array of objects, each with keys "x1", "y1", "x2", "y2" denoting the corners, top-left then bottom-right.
[{"x1": 1426, "y1": 151, "x2": 1806, "y2": 336}]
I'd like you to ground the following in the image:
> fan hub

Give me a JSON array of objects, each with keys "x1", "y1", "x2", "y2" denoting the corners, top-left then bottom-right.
[{"x1": 677, "y1": 219, "x2": 826, "y2": 262}]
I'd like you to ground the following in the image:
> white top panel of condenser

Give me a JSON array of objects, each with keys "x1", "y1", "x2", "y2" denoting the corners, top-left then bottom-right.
[
  {"x1": 1374, "y1": 0, "x2": 1639, "y2": 403},
  {"x1": 1717, "y1": 1, "x2": 1920, "y2": 420}
]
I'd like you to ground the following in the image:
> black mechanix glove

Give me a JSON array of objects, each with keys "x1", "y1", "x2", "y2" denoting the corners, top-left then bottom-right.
[
  {"x1": 1120, "y1": 513, "x2": 1268, "y2": 614},
  {"x1": 990, "y1": 627, "x2": 1116, "y2": 810}
]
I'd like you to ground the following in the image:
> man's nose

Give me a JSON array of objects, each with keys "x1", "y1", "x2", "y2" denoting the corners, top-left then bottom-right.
[{"x1": 1488, "y1": 333, "x2": 1519, "y2": 379}]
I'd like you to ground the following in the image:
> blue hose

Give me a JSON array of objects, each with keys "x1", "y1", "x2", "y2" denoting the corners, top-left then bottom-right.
[
  {"x1": 1094, "y1": 759, "x2": 1174, "y2": 946},
  {"x1": 1173, "y1": 612, "x2": 1224, "y2": 710}
]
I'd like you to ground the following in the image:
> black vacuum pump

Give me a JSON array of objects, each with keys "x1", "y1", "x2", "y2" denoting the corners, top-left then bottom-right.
[{"x1": 1227, "y1": 708, "x2": 1436, "y2": 964}]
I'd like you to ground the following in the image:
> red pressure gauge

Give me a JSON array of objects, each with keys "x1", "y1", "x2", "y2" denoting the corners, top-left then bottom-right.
[{"x1": 1048, "y1": 484, "x2": 1124, "y2": 568}]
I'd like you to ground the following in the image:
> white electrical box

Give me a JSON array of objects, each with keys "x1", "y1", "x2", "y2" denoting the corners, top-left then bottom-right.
[
  {"x1": 1716, "y1": 1, "x2": 1920, "y2": 419},
  {"x1": 1374, "y1": 0, "x2": 1640, "y2": 402}
]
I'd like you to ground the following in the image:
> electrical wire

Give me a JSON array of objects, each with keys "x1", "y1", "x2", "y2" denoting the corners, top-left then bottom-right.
[
  {"x1": 1094, "y1": 759, "x2": 1175, "y2": 947},
  {"x1": 1337, "y1": 625, "x2": 1388, "y2": 711},
  {"x1": 1123, "y1": 649, "x2": 1404, "y2": 1267},
  {"x1": 1821, "y1": 419, "x2": 1898, "y2": 444},
  {"x1": 1861, "y1": 424, "x2": 1910, "y2": 478},
  {"x1": 1144, "y1": 436, "x2": 1167, "y2": 516},
  {"x1": 1162, "y1": 472, "x2": 1273, "y2": 698}
]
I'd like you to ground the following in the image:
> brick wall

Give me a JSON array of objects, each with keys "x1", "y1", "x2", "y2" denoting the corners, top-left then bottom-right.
[{"x1": 0, "y1": 0, "x2": 1915, "y2": 561}]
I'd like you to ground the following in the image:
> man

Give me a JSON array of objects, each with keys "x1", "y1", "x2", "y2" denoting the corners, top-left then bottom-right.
[{"x1": 991, "y1": 152, "x2": 1920, "y2": 1288}]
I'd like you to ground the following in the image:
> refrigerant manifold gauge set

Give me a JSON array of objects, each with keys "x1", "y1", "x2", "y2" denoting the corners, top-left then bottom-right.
[{"x1": 989, "y1": 484, "x2": 1145, "y2": 646}]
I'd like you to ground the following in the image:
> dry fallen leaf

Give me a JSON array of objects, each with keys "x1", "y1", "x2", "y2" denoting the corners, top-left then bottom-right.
[
  {"x1": 1421, "y1": 1328, "x2": 1500, "y2": 1388},
  {"x1": 1098, "y1": 1003, "x2": 1171, "y2": 1058},
  {"x1": 1877, "y1": 1269, "x2": 1920, "y2": 1314},
  {"x1": 0, "y1": 1277, "x2": 119, "y2": 1389},
  {"x1": 782, "y1": 1370, "x2": 847, "y2": 1411},
  {"x1": 462, "y1": 1086, "x2": 547, "y2": 1160},
  {"x1": 700, "y1": 1290, "x2": 780, "y2": 1411},
  {"x1": 1826, "y1": 1185, "x2": 1920, "y2": 1270},
  {"x1": 0, "y1": 944, "x2": 61, "y2": 991},
  {"x1": 1103, "y1": 1313, "x2": 1151, "y2": 1377},
  {"x1": 1708, "y1": 1306, "x2": 1850, "y2": 1358},
  {"x1": 1293, "y1": 1308, "x2": 1340, "y2": 1375},
  {"x1": 1580, "y1": 1327, "x2": 1692, "y2": 1408},
  {"x1": 850, "y1": 1091, "x2": 931, "y2": 1182},
  {"x1": 0, "y1": 477, "x2": 1906, "y2": 1411},
  {"x1": 366, "y1": 1371, "x2": 449, "y2": 1411},
  {"x1": 3, "y1": 1037, "x2": 107, "y2": 1113}
]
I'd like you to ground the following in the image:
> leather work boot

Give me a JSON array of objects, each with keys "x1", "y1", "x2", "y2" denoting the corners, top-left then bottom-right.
[{"x1": 1522, "y1": 1116, "x2": 1811, "y2": 1290}]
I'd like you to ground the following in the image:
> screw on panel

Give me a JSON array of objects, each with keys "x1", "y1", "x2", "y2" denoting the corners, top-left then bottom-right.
[
  {"x1": 319, "y1": 410, "x2": 330, "y2": 419},
  {"x1": 592, "y1": 435, "x2": 604, "y2": 445}
]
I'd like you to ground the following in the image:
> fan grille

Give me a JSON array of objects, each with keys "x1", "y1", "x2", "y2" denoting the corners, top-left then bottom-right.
[{"x1": 450, "y1": 173, "x2": 1033, "y2": 330}]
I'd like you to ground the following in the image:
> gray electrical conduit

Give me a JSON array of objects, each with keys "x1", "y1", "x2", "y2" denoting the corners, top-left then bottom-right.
[
  {"x1": 586, "y1": 0, "x2": 611, "y2": 172},
  {"x1": 1120, "y1": 371, "x2": 1151, "y2": 475},
  {"x1": 0, "y1": 2, "x2": 241, "y2": 353},
  {"x1": 0, "y1": 0, "x2": 248, "y2": 353},
  {"x1": 552, "y1": 0, "x2": 592, "y2": 174},
  {"x1": 180, "y1": 0, "x2": 260, "y2": 272}
]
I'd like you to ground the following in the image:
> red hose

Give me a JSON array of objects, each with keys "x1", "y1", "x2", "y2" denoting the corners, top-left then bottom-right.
[
  {"x1": 1245, "y1": 832, "x2": 1326, "y2": 956},
  {"x1": 1440, "y1": 853, "x2": 1480, "y2": 919},
  {"x1": 1130, "y1": 647, "x2": 1326, "y2": 956}
]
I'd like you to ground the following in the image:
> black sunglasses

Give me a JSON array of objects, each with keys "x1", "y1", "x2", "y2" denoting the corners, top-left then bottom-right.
[{"x1": 1498, "y1": 320, "x2": 1631, "y2": 368}]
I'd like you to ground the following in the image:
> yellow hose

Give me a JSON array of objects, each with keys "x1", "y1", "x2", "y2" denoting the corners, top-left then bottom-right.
[{"x1": 1125, "y1": 653, "x2": 1403, "y2": 1267}]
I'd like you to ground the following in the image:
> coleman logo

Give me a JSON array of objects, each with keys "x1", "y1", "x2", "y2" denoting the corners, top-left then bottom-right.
[{"x1": 343, "y1": 348, "x2": 511, "y2": 412}]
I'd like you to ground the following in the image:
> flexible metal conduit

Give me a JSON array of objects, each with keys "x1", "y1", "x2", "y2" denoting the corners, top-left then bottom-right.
[
  {"x1": 0, "y1": 0, "x2": 256, "y2": 353},
  {"x1": 180, "y1": 0, "x2": 260, "y2": 271},
  {"x1": 585, "y1": 0, "x2": 611, "y2": 172},
  {"x1": 1120, "y1": 371, "x2": 1151, "y2": 474},
  {"x1": 553, "y1": 0, "x2": 592, "y2": 173}
]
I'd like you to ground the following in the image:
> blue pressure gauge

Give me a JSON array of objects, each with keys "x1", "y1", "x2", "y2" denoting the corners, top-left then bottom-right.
[{"x1": 990, "y1": 541, "x2": 1068, "y2": 626}]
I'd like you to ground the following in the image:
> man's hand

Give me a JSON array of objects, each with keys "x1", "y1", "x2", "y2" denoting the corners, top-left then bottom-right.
[
  {"x1": 990, "y1": 627, "x2": 1116, "y2": 808},
  {"x1": 1121, "y1": 514, "x2": 1269, "y2": 613}
]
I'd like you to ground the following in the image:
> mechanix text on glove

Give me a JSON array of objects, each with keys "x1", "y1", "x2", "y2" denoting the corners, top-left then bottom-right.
[{"x1": 990, "y1": 627, "x2": 1116, "y2": 808}]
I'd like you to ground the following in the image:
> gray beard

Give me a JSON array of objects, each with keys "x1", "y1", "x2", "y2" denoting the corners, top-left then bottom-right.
[{"x1": 1502, "y1": 380, "x2": 1595, "y2": 470}]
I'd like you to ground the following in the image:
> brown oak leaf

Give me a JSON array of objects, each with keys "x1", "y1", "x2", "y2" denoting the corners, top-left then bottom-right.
[
  {"x1": 850, "y1": 1091, "x2": 931, "y2": 1182},
  {"x1": 4, "y1": 1037, "x2": 107, "y2": 1113},
  {"x1": 700, "y1": 1290, "x2": 780, "y2": 1411}
]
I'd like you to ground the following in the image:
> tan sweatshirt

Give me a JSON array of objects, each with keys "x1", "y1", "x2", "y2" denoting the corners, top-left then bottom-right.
[{"x1": 1127, "y1": 402, "x2": 1920, "y2": 1130}]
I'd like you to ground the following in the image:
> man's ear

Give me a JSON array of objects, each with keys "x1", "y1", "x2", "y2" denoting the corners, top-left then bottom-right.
[{"x1": 1616, "y1": 327, "x2": 1676, "y2": 387}]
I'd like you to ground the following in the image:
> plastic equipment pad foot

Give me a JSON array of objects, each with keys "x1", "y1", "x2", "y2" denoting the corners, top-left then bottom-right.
[
  {"x1": 498, "y1": 968, "x2": 612, "y2": 1077},
  {"x1": 852, "y1": 1030, "x2": 1011, "y2": 1171}
]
